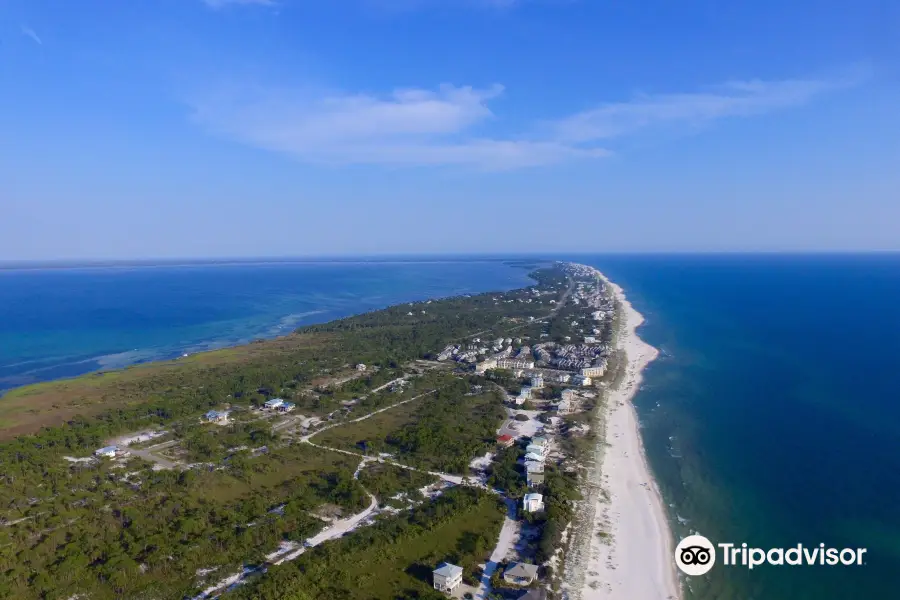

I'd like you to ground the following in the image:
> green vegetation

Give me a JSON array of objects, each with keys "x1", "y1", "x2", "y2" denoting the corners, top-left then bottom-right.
[
  {"x1": 0, "y1": 264, "x2": 585, "y2": 600},
  {"x1": 487, "y1": 444, "x2": 526, "y2": 497},
  {"x1": 232, "y1": 487, "x2": 505, "y2": 600},
  {"x1": 0, "y1": 444, "x2": 365, "y2": 599},
  {"x1": 357, "y1": 463, "x2": 439, "y2": 506},
  {"x1": 317, "y1": 378, "x2": 507, "y2": 474}
]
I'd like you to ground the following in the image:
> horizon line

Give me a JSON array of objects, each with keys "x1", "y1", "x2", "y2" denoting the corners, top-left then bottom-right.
[{"x1": 2, "y1": 250, "x2": 899, "y2": 271}]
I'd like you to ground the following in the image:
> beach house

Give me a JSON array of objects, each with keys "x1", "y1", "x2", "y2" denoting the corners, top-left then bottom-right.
[
  {"x1": 204, "y1": 410, "x2": 230, "y2": 424},
  {"x1": 503, "y1": 562, "x2": 539, "y2": 586},
  {"x1": 497, "y1": 434, "x2": 515, "y2": 448},
  {"x1": 522, "y1": 493, "x2": 544, "y2": 513},
  {"x1": 572, "y1": 375, "x2": 592, "y2": 387},
  {"x1": 94, "y1": 446, "x2": 118, "y2": 459},
  {"x1": 526, "y1": 462, "x2": 545, "y2": 487},
  {"x1": 516, "y1": 386, "x2": 532, "y2": 406},
  {"x1": 432, "y1": 562, "x2": 463, "y2": 593},
  {"x1": 263, "y1": 398, "x2": 284, "y2": 410},
  {"x1": 526, "y1": 436, "x2": 548, "y2": 458}
]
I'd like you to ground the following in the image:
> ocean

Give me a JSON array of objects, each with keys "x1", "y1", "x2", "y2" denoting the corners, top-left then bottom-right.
[
  {"x1": 3, "y1": 254, "x2": 899, "y2": 599},
  {"x1": 0, "y1": 259, "x2": 534, "y2": 391},
  {"x1": 582, "y1": 254, "x2": 900, "y2": 600}
]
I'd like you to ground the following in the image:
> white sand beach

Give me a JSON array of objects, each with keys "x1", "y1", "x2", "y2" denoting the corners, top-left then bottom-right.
[{"x1": 563, "y1": 270, "x2": 680, "y2": 600}]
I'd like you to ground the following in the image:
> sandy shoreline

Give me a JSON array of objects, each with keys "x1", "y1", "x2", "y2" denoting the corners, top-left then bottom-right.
[{"x1": 562, "y1": 269, "x2": 680, "y2": 600}]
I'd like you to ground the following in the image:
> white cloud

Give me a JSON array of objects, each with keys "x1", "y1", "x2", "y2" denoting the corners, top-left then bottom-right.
[
  {"x1": 553, "y1": 77, "x2": 851, "y2": 143},
  {"x1": 21, "y1": 26, "x2": 42, "y2": 45},
  {"x1": 202, "y1": 0, "x2": 276, "y2": 9},
  {"x1": 189, "y1": 74, "x2": 853, "y2": 170},
  {"x1": 189, "y1": 83, "x2": 604, "y2": 169}
]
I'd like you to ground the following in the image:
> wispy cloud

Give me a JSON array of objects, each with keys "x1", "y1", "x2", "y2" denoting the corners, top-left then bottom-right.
[
  {"x1": 553, "y1": 76, "x2": 860, "y2": 143},
  {"x1": 21, "y1": 26, "x2": 43, "y2": 45},
  {"x1": 189, "y1": 83, "x2": 604, "y2": 169},
  {"x1": 202, "y1": 0, "x2": 276, "y2": 9},
  {"x1": 189, "y1": 73, "x2": 855, "y2": 170}
]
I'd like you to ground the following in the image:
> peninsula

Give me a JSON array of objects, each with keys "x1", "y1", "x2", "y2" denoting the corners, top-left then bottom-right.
[{"x1": 0, "y1": 262, "x2": 678, "y2": 600}]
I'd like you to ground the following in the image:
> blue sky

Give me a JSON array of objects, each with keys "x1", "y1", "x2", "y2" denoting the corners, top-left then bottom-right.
[{"x1": 2, "y1": 0, "x2": 898, "y2": 259}]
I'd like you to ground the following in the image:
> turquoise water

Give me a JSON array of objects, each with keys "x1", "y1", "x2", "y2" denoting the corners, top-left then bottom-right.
[
  {"x1": 580, "y1": 254, "x2": 900, "y2": 599},
  {"x1": 0, "y1": 260, "x2": 534, "y2": 391}
]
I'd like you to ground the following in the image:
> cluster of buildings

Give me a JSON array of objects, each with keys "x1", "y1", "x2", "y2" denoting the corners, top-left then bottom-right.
[{"x1": 534, "y1": 342, "x2": 608, "y2": 375}]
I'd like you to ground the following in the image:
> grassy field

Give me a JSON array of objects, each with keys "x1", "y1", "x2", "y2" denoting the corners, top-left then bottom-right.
[{"x1": 312, "y1": 396, "x2": 427, "y2": 453}]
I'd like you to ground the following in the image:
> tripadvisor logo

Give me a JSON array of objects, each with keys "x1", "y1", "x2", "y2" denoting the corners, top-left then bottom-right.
[
  {"x1": 675, "y1": 535, "x2": 869, "y2": 575},
  {"x1": 675, "y1": 535, "x2": 716, "y2": 576}
]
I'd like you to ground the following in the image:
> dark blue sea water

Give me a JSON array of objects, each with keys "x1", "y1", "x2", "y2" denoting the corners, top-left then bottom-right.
[
  {"x1": 3, "y1": 254, "x2": 899, "y2": 599},
  {"x1": 0, "y1": 260, "x2": 534, "y2": 391},
  {"x1": 581, "y1": 254, "x2": 900, "y2": 600}
]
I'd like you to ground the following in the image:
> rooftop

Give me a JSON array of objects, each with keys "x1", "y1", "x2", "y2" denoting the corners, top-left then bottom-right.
[
  {"x1": 505, "y1": 562, "x2": 539, "y2": 579},
  {"x1": 433, "y1": 562, "x2": 463, "y2": 578}
]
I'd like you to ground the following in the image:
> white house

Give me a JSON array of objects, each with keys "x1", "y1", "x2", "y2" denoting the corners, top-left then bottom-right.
[
  {"x1": 433, "y1": 562, "x2": 463, "y2": 593},
  {"x1": 94, "y1": 446, "x2": 118, "y2": 459},
  {"x1": 572, "y1": 375, "x2": 592, "y2": 387},
  {"x1": 522, "y1": 493, "x2": 545, "y2": 513},
  {"x1": 356, "y1": 363, "x2": 367, "y2": 371},
  {"x1": 204, "y1": 410, "x2": 230, "y2": 424},
  {"x1": 277, "y1": 401, "x2": 296, "y2": 413},
  {"x1": 263, "y1": 398, "x2": 284, "y2": 410},
  {"x1": 530, "y1": 374, "x2": 544, "y2": 389}
]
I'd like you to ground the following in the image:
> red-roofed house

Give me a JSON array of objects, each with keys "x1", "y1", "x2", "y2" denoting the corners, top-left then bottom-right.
[{"x1": 497, "y1": 434, "x2": 515, "y2": 448}]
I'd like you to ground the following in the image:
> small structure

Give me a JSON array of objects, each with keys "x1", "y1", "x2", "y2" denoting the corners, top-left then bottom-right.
[
  {"x1": 556, "y1": 399, "x2": 575, "y2": 415},
  {"x1": 356, "y1": 363, "x2": 367, "y2": 371},
  {"x1": 497, "y1": 434, "x2": 515, "y2": 448},
  {"x1": 522, "y1": 493, "x2": 544, "y2": 513},
  {"x1": 432, "y1": 562, "x2": 463, "y2": 593},
  {"x1": 581, "y1": 365, "x2": 606, "y2": 377},
  {"x1": 277, "y1": 401, "x2": 296, "y2": 413},
  {"x1": 530, "y1": 374, "x2": 544, "y2": 389},
  {"x1": 94, "y1": 446, "x2": 118, "y2": 459},
  {"x1": 561, "y1": 389, "x2": 577, "y2": 402},
  {"x1": 503, "y1": 562, "x2": 539, "y2": 586},
  {"x1": 520, "y1": 588, "x2": 548, "y2": 600},
  {"x1": 204, "y1": 410, "x2": 230, "y2": 424},
  {"x1": 263, "y1": 398, "x2": 284, "y2": 410},
  {"x1": 572, "y1": 375, "x2": 592, "y2": 387},
  {"x1": 475, "y1": 358, "x2": 498, "y2": 374},
  {"x1": 526, "y1": 462, "x2": 545, "y2": 487},
  {"x1": 526, "y1": 436, "x2": 548, "y2": 458}
]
